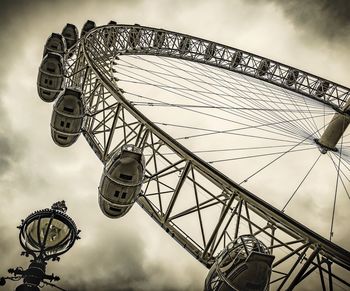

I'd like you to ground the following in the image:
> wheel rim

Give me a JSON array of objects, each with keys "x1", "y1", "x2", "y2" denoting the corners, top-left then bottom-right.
[{"x1": 59, "y1": 23, "x2": 350, "y2": 289}]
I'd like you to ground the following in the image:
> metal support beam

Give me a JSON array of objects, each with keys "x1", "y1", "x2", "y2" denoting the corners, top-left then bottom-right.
[
  {"x1": 286, "y1": 246, "x2": 320, "y2": 290},
  {"x1": 234, "y1": 199, "x2": 243, "y2": 240},
  {"x1": 277, "y1": 244, "x2": 310, "y2": 290},
  {"x1": 273, "y1": 242, "x2": 311, "y2": 268},
  {"x1": 103, "y1": 103, "x2": 121, "y2": 159},
  {"x1": 202, "y1": 191, "x2": 237, "y2": 258},
  {"x1": 317, "y1": 254, "x2": 327, "y2": 291},
  {"x1": 211, "y1": 199, "x2": 242, "y2": 254},
  {"x1": 328, "y1": 261, "x2": 334, "y2": 291},
  {"x1": 163, "y1": 161, "x2": 191, "y2": 222},
  {"x1": 191, "y1": 168, "x2": 206, "y2": 247}
]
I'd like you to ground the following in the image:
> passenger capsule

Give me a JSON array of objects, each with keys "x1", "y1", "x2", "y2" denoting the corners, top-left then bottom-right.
[
  {"x1": 230, "y1": 51, "x2": 242, "y2": 69},
  {"x1": 62, "y1": 23, "x2": 79, "y2": 50},
  {"x1": 204, "y1": 43, "x2": 216, "y2": 61},
  {"x1": 179, "y1": 36, "x2": 190, "y2": 54},
  {"x1": 37, "y1": 52, "x2": 64, "y2": 102},
  {"x1": 204, "y1": 235, "x2": 274, "y2": 291},
  {"x1": 129, "y1": 25, "x2": 141, "y2": 48},
  {"x1": 99, "y1": 145, "x2": 145, "y2": 219},
  {"x1": 316, "y1": 80, "x2": 330, "y2": 97},
  {"x1": 51, "y1": 88, "x2": 84, "y2": 147},
  {"x1": 102, "y1": 28, "x2": 114, "y2": 48},
  {"x1": 81, "y1": 20, "x2": 96, "y2": 38},
  {"x1": 103, "y1": 21, "x2": 117, "y2": 48},
  {"x1": 285, "y1": 69, "x2": 299, "y2": 86},
  {"x1": 257, "y1": 59, "x2": 270, "y2": 77},
  {"x1": 153, "y1": 30, "x2": 165, "y2": 48},
  {"x1": 43, "y1": 33, "x2": 66, "y2": 57}
]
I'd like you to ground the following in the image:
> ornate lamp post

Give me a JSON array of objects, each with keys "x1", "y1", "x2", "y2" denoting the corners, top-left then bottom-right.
[{"x1": 0, "y1": 201, "x2": 80, "y2": 291}]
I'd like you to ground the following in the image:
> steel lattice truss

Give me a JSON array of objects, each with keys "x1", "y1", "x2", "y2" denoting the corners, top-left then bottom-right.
[{"x1": 61, "y1": 24, "x2": 350, "y2": 290}]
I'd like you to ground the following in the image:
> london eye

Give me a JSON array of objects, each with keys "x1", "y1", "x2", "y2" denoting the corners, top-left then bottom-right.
[{"x1": 35, "y1": 20, "x2": 350, "y2": 290}]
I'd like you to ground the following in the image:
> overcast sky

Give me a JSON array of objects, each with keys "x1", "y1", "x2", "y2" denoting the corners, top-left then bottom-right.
[{"x1": 0, "y1": 0, "x2": 349, "y2": 290}]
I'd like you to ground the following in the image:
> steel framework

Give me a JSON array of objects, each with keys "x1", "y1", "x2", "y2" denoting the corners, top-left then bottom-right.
[{"x1": 60, "y1": 24, "x2": 350, "y2": 290}]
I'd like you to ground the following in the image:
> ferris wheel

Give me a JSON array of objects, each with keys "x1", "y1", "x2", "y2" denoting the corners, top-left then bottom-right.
[{"x1": 37, "y1": 20, "x2": 350, "y2": 290}]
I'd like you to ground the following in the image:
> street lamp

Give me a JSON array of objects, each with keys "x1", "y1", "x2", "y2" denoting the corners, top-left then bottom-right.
[{"x1": 0, "y1": 201, "x2": 80, "y2": 290}]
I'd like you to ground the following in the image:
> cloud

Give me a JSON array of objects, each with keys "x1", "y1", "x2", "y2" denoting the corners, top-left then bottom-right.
[
  {"x1": 0, "y1": 88, "x2": 23, "y2": 182},
  {"x1": 0, "y1": 1, "x2": 37, "y2": 182},
  {"x1": 62, "y1": 230, "x2": 150, "y2": 291},
  {"x1": 0, "y1": 123, "x2": 22, "y2": 178},
  {"x1": 247, "y1": 0, "x2": 350, "y2": 43}
]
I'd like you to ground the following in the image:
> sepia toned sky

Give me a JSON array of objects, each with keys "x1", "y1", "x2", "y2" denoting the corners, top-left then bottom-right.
[{"x1": 0, "y1": 0, "x2": 349, "y2": 290}]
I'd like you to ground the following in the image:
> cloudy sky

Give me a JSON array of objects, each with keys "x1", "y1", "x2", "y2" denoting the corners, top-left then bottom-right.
[{"x1": 0, "y1": 0, "x2": 349, "y2": 290}]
